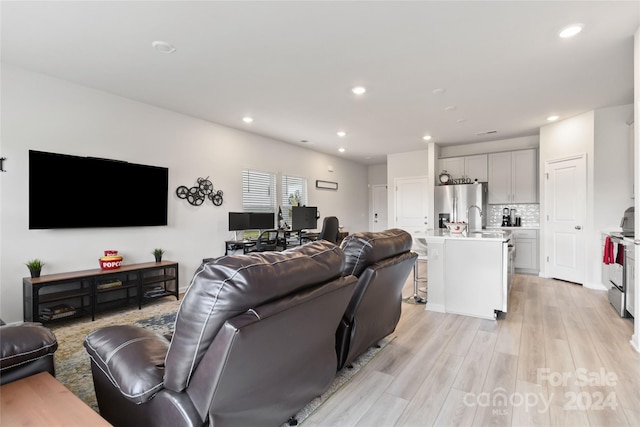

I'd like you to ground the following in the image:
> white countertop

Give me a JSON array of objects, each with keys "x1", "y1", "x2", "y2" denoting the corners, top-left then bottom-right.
[
  {"x1": 488, "y1": 225, "x2": 540, "y2": 230},
  {"x1": 424, "y1": 228, "x2": 512, "y2": 242}
]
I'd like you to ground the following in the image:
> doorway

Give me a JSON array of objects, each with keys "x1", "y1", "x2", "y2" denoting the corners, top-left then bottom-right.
[
  {"x1": 371, "y1": 184, "x2": 388, "y2": 232},
  {"x1": 544, "y1": 154, "x2": 586, "y2": 284}
]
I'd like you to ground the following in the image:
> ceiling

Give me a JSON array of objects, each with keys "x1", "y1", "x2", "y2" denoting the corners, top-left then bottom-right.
[{"x1": 2, "y1": 1, "x2": 638, "y2": 165}]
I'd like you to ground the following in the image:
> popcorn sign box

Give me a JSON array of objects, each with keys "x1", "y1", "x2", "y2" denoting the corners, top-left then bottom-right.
[{"x1": 99, "y1": 255, "x2": 123, "y2": 270}]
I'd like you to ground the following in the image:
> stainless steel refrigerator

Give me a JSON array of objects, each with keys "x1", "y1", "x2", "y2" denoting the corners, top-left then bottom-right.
[{"x1": 435, "y1": 182, "x2": 488, "y2": 231}]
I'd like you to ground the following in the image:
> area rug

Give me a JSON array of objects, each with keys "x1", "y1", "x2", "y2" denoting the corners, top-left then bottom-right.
[{"x1": 49, "y1": 298, "x2": 391, "y2": 425}]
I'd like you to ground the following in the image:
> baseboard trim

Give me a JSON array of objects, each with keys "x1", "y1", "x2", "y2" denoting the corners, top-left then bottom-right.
[{"x1": 426, "y1": 303, "x2": 445, "y2": 313}]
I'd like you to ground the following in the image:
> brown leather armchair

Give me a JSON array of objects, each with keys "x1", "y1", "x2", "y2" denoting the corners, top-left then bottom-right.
[
  {"x1": 336, "y1": 229, "x2": 417, "y2": 370},
  {"x1": 84, "y1": 240, "x2": 357, "y2": 427},
  {"x1": 0, "y1": 321, "x2": 58, "y2": 385}
]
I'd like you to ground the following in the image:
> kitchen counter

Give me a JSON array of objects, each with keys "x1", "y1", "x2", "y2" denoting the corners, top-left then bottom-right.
[
  {"x1": 425, "y1": 228, "x2": 512, "y2": 242},
  {"x1": 425, "y1": 229, "x2": 513, "y2": 319}
]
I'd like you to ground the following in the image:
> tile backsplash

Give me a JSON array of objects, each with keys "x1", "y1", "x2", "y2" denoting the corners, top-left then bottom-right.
[{"x1": 487, "y1": 204, "x2": 540, "y2": 227}]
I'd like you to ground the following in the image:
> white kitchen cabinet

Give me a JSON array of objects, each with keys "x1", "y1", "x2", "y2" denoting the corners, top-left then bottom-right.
[
  {"x1": 465, "y1": 154, "x2": 488, "y2": 182},
  {"x1": 512, "y1": 229, "x2": 538, "y2": 274},
  {"x1": 438, "y1": 157, "x2": 465, "y2": 179},
  {"x1": 438, "y1": 154, "x2": 487, "y2": 182},
  {"x1": 488, "y1": 149, "x2": 537, "y2": 204}
]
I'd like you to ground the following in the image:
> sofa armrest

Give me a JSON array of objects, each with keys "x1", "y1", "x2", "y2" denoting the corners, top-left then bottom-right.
[
  {"x1": 84, "y1": 325, "x2": 169, "y2": 404},
  {"x1": 0, "y1": 322, "x2": 58, "y2": 379}
]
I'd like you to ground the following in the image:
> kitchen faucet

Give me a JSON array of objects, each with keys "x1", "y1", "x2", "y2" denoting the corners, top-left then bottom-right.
[
  {"x1": 467, "y1": 204, "x2": 483, "y2": 217},
  {"x1": 467, "y1": 204, "x2": 483, "y2": 230}
]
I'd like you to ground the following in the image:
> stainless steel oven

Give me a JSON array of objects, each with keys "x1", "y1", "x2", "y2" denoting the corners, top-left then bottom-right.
[
  {"x1": 606, "y1": 207, "x2": 635, "y2": 317},
  {"x1": 607, "y1": 234, "x2": 626, "y2": 317}
]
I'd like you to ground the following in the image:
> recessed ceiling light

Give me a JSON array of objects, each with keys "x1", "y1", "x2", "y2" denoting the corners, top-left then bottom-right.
[
  {"x1": 338, "y1": 147, "x2": 346, "y2": 153},
  {"x1": 559, "y1": 24, "x2": 583, "y2": 38},
  {"x1": 242, "y1": 117, "x2": 254, "y2": 123},
  {"x1": 422, "y1": 135, "x2": 432, "y2": 141},
  {"x1": 352, "y1": 86, "x2": 366, "y2": 95},
  {"x1": 364, "y1": 156, "x2": 372, "y2": 160},
  {"x1": 547, "y1": 115, "x2": 559, "y2": 121},
  {"x1": 445, "y1": 106, "x2": 457, "y2": 112},
  {"x1": 337, "y1": 131, "x2": 347, "y2": 137},
  {"x1": 151, "y1": 40, "x2": 176, "y2": 54},
  {"x1": 456, "y1": 118, "x2": 467, "y2": 123},
  {"x1": 432, "y1": 88, "x2": 446, "y2": 95}
]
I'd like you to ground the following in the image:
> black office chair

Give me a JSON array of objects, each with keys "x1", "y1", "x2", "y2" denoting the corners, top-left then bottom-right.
[
  {"x1": 250, "y1": 230, "x2": 279, "y2": 252},
  {"x1": 318, "y1": 216, "x2": 340, "y2": 244}
]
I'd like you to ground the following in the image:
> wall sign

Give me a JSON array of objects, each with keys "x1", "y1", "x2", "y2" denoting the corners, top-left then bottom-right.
[{"x1": 316, "y1": 180, "x2": 338, "y2": 190}]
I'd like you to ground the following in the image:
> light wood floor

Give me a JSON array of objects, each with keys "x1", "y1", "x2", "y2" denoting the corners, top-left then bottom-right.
[{"x1": 306, "y1": 274, "x2": 640, "y2": 426}]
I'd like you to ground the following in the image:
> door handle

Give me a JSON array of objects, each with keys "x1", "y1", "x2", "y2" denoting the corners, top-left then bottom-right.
[{"x1": 575, "y1": 226, "x2": 582, "y2": 230}]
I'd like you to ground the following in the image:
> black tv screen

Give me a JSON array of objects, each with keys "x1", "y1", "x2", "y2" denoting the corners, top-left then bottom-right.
[
  {"x1": 292, "y1": 206, "x2": 318, "y2": 230},
  {"x1": 248, "y1": 212, "x2": 274, "y2": 230},
  {"x1": 229, "y1": 212, "x2": 249, "y2": 231},
  {"x1": 29, "y1": 150, "x2": 168, "y2": 229}
]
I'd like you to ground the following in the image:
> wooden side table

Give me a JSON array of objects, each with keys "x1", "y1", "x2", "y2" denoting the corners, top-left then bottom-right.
[{"x1": 0, "y1": 372, "x2": 111, "y2": 426}]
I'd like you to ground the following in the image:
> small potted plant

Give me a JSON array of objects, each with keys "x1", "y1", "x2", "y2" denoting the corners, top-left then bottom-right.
[
  {"x1": 25, "y1": 258, "x2": 45, "y2": 278},
  {"x1": 152, "y1": 248, "x2": 165, "y2": 263}
]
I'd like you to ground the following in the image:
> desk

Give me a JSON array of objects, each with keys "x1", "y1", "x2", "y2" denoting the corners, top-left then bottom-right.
[
  {"x1": 224, "y1": 239, "x2": 256, "y2": 255},
  {"x1": 0, "y1": 372, "x2": 112, "y2": 426}
]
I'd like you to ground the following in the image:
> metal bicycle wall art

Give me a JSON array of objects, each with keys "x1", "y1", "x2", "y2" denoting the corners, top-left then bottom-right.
[{"x1": 176, "y1": 176, "x2": 224, "y2": 206}]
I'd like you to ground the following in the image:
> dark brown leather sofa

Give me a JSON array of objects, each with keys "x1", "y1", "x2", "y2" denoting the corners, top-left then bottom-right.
[
  {"x1": 84, "y1": 240, "x2": 357, "y2": 427},
  {"x1": 336, "y1": 229, "x2": 417, "y2": 370},
  {"x1": 0, "y1": 321, "x2": 58, "y2": 385}
]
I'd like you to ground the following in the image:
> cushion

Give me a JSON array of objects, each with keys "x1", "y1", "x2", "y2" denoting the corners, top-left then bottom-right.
[
  {"x1": 163, "y1": 240, "x2": 344, "y2": 392},
  {"x1": 340, "y1": 229, "x2": 413, "y2": 277},
  {"x1": 0, "y1": 322, "x2": 58, "y2": 371},
  {"x1": 84, "y1": 325, "x2": 169, "y2": 404}
]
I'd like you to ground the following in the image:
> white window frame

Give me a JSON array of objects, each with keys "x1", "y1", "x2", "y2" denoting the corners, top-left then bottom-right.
[
  {"x1": 242, "y1": 169, "x2": 276, "y2": 214},
  {"x1": 280, "y1": 174, "x2": 308, "y2": 227}
]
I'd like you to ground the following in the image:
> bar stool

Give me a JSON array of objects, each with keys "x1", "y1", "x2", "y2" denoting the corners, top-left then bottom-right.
[{"x1": 404, "y1": 234, "x2": 427, "y2": 304}]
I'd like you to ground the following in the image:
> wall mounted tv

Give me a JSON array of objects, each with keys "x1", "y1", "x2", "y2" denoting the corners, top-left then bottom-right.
[
  {"x1": 292, "y1": 206, "x2": 318, "y2": 231},
  {"x1": 29, "y1": 150, "x2": 169, "y2": 229}
]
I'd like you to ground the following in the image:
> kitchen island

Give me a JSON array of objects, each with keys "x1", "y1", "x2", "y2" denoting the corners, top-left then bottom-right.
[{"x1": 424, "y1": 229, "x2": 513, "y2": 320}]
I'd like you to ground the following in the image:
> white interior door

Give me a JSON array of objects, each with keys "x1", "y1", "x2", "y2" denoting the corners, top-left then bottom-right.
[
  {"x1": 371, "y1": 184, "x2": 388, "y2": 232},
  {"x1": 395, "y1": 176, "x2": 429, "y2": 233},
  {"x1": 545, "y1": 155, "x2": 586, "y2": 284}
]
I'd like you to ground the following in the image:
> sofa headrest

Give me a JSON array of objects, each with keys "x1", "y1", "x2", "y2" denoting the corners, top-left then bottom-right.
[
  {"x1": 340, "y1": 229, "x2": 413, "y2": 277},
  {"x1": 163, "y1": 240, "x2": 344, "y2": 392}
]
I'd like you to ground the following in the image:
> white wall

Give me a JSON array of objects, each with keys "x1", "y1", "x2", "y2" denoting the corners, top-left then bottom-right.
[
  {"x1": 0, "y1": 64, "x2": 369, "y2": 322},
  {"x1": 540, "y1": 105, "x2": 633, "y2": 290},
  {"x1": 594, "y1": 105, "x2": 635, "y2": 230},
  {"x1": 632, "y1": 26, "x2": 639, "y2": 353},
  {"x1": 367, "y1": 164, "x2": 387, "y2": 186}
]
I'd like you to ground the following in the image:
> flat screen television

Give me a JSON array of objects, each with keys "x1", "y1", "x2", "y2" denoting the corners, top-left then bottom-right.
[
  {"x1": 292, "y1": 206, "x2": 318, "y2": 231},
  {"x1": 228, "y1": 212, "x2": 249, "y2": 231},
  {"x1": 248, "y1": 212, "x2": 274, "y2": 230},
  {"x1": 29, "y1": 150, "x2": 168, "y2": 229}
]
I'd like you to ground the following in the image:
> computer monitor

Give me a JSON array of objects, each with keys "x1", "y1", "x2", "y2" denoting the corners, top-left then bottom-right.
[
  {"x1": 228, "y1": 212, "x2": 250, "y2": 231},
  {"x1": 292, "y1": 206, "x2": 318, "y2": 231},
  {"x1": 248, "y1": 212, "x2": 275, "y2": 230}
]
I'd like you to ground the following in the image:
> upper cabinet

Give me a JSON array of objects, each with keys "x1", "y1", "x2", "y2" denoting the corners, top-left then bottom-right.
[
  {"x1": 438, "y1": 157, "x2": 465, "y2": 179},
  {"x1": 438, "y1": 154, "x2": 487, "y2": 182},
  {"x1": 488, "y1": 149, "x2": 537, "y2": 204},
  {"x1": 464, "y1": 154, "x2": 488, "y2": 182}
]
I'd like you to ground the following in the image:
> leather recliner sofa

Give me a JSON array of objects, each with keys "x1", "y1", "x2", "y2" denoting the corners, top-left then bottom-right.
[
  {"x1": 0, "y1": 321, "x2": 58, "y2": 385},
  {"x1": 84, "y1": 240, "x2": 357, "y2": 427},
  {"x1": 336, "y1": 228, "x2": 417, "y2": 370}
]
